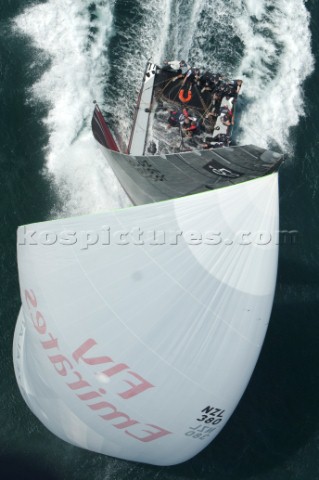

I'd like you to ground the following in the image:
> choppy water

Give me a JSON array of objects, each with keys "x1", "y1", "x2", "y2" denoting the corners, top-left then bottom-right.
[{"x1": 1, "y1": 0, "x2": 319, "y2": 479}]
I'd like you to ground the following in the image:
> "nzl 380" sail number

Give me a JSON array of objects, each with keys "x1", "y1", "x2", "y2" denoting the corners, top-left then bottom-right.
[{"x1": 185, "y1": 405, "x2": 225, "y2": 441}]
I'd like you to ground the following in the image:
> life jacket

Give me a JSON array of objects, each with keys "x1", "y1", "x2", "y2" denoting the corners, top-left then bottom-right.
[
  {"x1": 168, "y1": 110, "x2": 180, "y2": 125},
  {"x1": 179, "y1": 88, "x2": 192, "y2": 103}
]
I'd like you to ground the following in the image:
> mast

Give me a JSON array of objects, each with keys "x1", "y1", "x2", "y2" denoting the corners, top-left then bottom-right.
[{"x1": 127, "y1": 61, "x2": 156, "y2": 155}]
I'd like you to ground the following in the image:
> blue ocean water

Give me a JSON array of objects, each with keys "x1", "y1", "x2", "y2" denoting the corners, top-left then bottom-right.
[{"x1": 1, "y1": 0, "x2": 319, "y2": 479}]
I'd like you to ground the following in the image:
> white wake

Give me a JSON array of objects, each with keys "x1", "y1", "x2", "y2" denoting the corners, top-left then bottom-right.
[
  {"x1": 15, "y1": 0, "x2": 130, "y2": 217},
  {"x1": 15, "y1": 0, "x2": 314, "y2": 217},
  {"x1": 235, "y1": 0, "x2": 314, "y2": 150},
  {"x1": 168, "y1": 0, "x2": 314, "y2": 150}
]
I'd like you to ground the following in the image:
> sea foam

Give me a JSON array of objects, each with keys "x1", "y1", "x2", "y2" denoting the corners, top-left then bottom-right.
[
  {"x1": 15, "y1": 0, "x2": 130, "y2": 217},
  {"x1": 235, "y1": 0, "x2": 314, "y2": 150},
  {"x1": 14, "y1": 0, "x2": 314, "y2": 216}
]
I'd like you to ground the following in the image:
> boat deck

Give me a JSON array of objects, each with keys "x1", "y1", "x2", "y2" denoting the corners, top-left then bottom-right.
[
  {"x1": 128, "y1": 61, "x2": 242, "y2": 157},
  {"x1": 91, "y1": 59, "x2": 284, "y2": 207},
  {"x1": 127, "y1": 62, "x2": 157, "y2": 156}
]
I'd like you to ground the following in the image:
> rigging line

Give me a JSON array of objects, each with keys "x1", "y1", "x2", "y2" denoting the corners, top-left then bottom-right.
[
  {"x1": 138, "y1": 77, "x2": 175, "y2": 101},
  {"x1": 178, "y1": 122, "x2": 185, "y2": 151},
  {"x1": 194, "y1": 84, "x2": 210, "y2": 113},
  {"x1": 156, "y1": 77, "x2": 176, "y2": 98}
]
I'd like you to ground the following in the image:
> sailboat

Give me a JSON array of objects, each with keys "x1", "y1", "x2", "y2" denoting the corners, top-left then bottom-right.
[{"x1": 13, "y1": 60, "x2": 284, "y2": 466}]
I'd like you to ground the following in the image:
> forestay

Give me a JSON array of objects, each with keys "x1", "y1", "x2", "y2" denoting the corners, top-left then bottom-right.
[{"x1": 13, "y1": 173, "x2": 279, "y2": 465}]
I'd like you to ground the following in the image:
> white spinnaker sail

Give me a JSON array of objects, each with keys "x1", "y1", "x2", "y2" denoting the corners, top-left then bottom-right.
[{"x1": 13, "y1": 173, "x2": 279, "y2": 466}]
